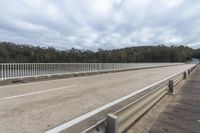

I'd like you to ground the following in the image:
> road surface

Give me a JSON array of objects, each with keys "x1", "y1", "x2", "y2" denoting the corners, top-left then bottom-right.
[{"x1": 0, "y1": 64, "x2": 195, "y2": 133}]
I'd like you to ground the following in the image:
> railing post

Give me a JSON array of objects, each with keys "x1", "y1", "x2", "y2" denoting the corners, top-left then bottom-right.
[
  {"x1": 168, "y1": 80, "x2": 174, "y2": 95},
  {"x1": 183, "y1": 72, "x2": 187, "y2": 79},
  {"x1": 1, "y1": 64, "x2": 3, "y2": 80},
  {"x1": 107, "y1": 114, "x2": 118, "y2": 133}
]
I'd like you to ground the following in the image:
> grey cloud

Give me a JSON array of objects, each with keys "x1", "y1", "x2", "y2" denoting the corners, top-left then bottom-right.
[{"x1": 0, "y1": 0, "x2": 200, "y2": 50}]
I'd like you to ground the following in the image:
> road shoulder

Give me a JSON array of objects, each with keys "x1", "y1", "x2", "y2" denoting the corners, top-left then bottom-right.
[{"x1": 127, "y1": 65, "x2": 200, "y2": 133}]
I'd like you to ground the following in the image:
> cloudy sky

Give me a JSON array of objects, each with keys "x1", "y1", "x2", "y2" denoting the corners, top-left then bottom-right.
[{"x1": 0, "y1": 0, "x2": 200, "y2": 50}]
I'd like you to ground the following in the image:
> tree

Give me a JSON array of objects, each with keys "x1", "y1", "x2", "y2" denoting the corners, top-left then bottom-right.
[{"x1": 0, "y1": 41, "x2": 193, "y2": 63}]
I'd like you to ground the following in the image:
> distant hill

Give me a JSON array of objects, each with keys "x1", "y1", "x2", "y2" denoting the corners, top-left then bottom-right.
[{"x1": 0, "y1": 42, "x2": 193, "y2": 63}]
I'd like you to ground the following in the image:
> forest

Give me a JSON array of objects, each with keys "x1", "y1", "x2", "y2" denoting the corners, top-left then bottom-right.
[
  {"x1": 0, "y1": 42, "x2": 194, "y2": 63},
  {"x1": 192, "y1": 48, "x2": 200, "y2": 59}
]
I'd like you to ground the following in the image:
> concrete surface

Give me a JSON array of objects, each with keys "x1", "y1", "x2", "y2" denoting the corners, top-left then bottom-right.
[
  {"x1": 149, "y1": 65, "x2": 200, "y2": 133},
  {"x1": 0, "y1": 64, "x2": 195, "y2": 133}
]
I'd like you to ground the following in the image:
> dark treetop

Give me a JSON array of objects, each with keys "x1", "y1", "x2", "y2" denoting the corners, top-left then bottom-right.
[{"x1": 0, "y1": 42, "x2": 193, "y2": 63}]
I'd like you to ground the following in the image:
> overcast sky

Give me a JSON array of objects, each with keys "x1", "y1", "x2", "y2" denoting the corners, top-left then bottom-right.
[{"x1": 0, "y1": 0, "x2": 200, "y2": 50}]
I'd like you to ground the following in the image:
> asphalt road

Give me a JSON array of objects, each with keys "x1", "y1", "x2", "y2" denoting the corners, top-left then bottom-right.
[{"x1": 0, "y1": 64, "x2": 195, "y2": 133}]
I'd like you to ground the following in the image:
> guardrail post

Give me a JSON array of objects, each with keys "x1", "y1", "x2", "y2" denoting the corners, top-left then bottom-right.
[
  {"x1": 107, "y1": 114, "x2": 118, "y2": 133},
  {"x1": 183, "y1": 72, "x2": 187, "y2": 79},
  {"x1": 188, "y1": 69, "x2": 190, "y2": 75},
  {"x1": 168, "y1": 80, "x2": 174, "y2": 95}
]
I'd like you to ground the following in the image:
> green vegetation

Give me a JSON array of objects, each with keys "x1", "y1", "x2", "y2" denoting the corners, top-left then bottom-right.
[
  {"x1": 0, "y1": 42, "x2": 193, "y2": 63},
  {"x1": 192, "y1": 48, "x2": 200, "y2": 59}
]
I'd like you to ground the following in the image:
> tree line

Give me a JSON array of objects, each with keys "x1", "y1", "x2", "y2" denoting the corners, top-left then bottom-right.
[
  {"x1": 0, "y1": 42, "x2": 194, "y2": 63},
  {"x1": 192, "y1": 48, "x2": 200, "y2": 59}
]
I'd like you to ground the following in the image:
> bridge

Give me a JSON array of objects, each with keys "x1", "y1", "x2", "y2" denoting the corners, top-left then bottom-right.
[{"x1": 0, "y1": 63, "x2": 198, "y2": 133}]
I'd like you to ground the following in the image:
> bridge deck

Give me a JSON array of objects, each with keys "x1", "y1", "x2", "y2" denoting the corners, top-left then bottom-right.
[
  {"x1": 0, "y1": 64, "x2": 194, "y2": 133},
  {"x1": 149, "y1": 65, "x2": 200, "y2": 133}
]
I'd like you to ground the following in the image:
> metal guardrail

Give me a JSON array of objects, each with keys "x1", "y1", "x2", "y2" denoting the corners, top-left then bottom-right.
[
  {"x1": 45, "y1": 65, "x2": 196, "y2": 133},
  {"x1": 0, "y1": 63, "x2": 182, "y2": 80},
  {"x1": 91, "y1": 67, "x2": 197, "y2": 133},
  {"x1": 80, "y1": 65, "x2": 196, "y2": 133},
  {"x1": 107, "y1": 67, "x2": 195, "y2": 133}
]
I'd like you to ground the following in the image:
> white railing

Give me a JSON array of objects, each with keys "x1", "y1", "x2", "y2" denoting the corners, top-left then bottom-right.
[{"x1": 0, "y1": 63, "x2": 182, "y2": 80}]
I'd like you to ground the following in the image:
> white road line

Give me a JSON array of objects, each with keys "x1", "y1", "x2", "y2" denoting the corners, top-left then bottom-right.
[
  {"x1": 45, "y1": 67, "x2": 192, "y2": 133},
  {"x1": 1, "y1": 85, "x2": 76, "y2": 100}
]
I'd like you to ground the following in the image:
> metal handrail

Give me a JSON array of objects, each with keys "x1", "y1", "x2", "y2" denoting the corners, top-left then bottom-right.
[
  {"x1": 44, "y1": 65, "x2": 196, "y2": 133},
  {"x1": 0, "y1": 63, "x2": 182, "y2": 80},
  {"x1": 80, "y1": 65, "x2": 196, "y2": 133},
  {"x1": 106, "y1": 70, "x2": 192, "y2": 133}
]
